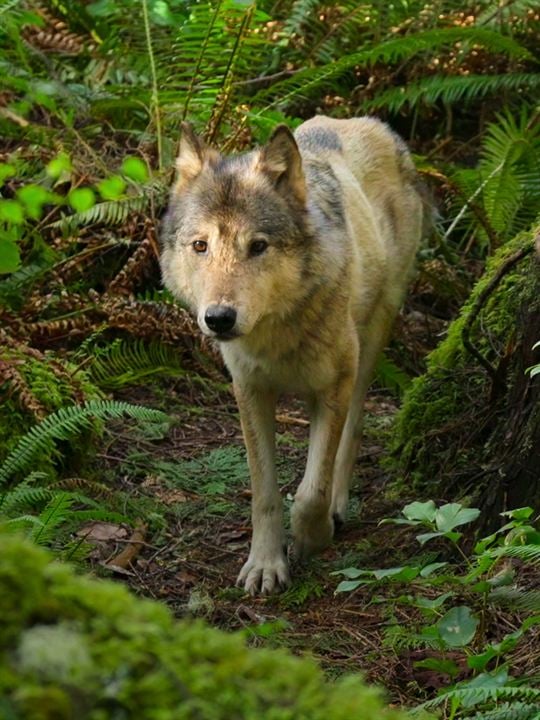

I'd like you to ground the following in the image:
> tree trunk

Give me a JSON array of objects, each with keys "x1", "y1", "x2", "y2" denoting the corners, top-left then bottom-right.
[{"x1": 394, "y1": 226, "x2": 540, "y2": 529}]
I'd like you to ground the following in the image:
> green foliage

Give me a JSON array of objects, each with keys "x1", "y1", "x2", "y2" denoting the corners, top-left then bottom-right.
[
  {"x1": 0, "y1": 535, "x2": 422, "y2": 720},
  {"x1": 84, "y1": 338, "x2": 186, "y2": 389},
  {"x1": 0, "y1": 400, "x2": 169, "y2": 487},
  {"x1": 0, "y1": 401, "x2": 168, "y2": 550},
  {"x1": 394, "y1": 227, "x2": 539, "y2": 495},
  {"x1": 450, "y1": 109, "x2": 540, "y2": 247},
  {"x1": 333, "y1": 501, "x2": 540, "y2": 720}
]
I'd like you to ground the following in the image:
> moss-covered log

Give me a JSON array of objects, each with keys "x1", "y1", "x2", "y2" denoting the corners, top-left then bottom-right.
[
  {"x1": 394, "y1": 226, "x2": 540, "y2": 525},
  {"x1": 0, "y1": 535, "x2": 419, "y2": 720}
]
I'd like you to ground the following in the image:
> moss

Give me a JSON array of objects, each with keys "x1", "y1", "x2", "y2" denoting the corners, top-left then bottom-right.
[
  {"x1": 0, "y1": 535, "x2": 423, "y2": 720},
  {"x1": 393, "y1": 227, "x2": 539, "y2": 500}
]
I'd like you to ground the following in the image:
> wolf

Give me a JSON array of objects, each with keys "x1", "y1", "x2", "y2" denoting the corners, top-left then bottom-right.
[{"x1": 160, "y1": 115, "x2": 426, "y2": 595}]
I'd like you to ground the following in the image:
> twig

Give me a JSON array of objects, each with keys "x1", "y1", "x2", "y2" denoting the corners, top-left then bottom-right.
[{"x1": 105, "y1": 520, "x2": 148, "y2": 571}]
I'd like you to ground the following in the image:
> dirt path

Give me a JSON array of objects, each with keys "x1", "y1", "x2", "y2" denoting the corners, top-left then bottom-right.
[{"x1": 85, "y1": 376, "x2": 432, "y2": 703}]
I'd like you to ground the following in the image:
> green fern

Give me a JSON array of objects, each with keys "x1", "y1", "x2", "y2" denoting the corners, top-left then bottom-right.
[
  {"x1": 416, "y1": 684, "x2": 540, "y2": 712},
  {"x1": 0, "y1": 400, "x2": 169, "y2": 487},
  {"x1": 448, "y1": 108, "x2": 540, "y2": 245},
  {"x1": 468, "y1": 703, "x2": 540, "y2": 720},
  {"x1": 48, "y1": 179, "x2": 166, "y2": 231},
  {"x1": 490, "y1": 544, "x2": 540, "y2": 565},
  {"x1": 364, "y1": 73, "x2": 540, "y2": 114},
  {"x1": 87, "y1": 339, "x2": 185, "y2": 389},
  {"x1": 254, "y1": 27, "x2": 533, "y2": 110},
  {"x1": 489, "y1": 587, "x2": 540, "y2": 613}
]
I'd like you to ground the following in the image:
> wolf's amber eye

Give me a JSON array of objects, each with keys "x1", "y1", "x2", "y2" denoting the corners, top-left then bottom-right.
[
  {"x1": 249, "y1": 239, "x2": 268, "y2": 257},
  {"x1": 192, "y1": 239, "x2": 208, "y2": 254}
]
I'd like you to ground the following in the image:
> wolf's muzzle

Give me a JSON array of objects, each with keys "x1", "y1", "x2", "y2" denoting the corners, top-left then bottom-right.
[{"x1": 204, "y1": 304, "x2": 237, "y2": 336}]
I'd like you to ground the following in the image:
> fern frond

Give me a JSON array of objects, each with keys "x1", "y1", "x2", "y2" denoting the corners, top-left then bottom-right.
[
  {"x1": 0, "y1": 400, "x2": 169, "y2": 487},
  {"x1": 48, "y1": 179, "x2": 166, "y2": 231},
  {"x1": 490, "y1": 544, "x2": 540, "y2": 565},
  {"x1": 468, "y1": 702, "x2": 540, "y2": 720},
  {"x1": 364, "y1": 73, "x2": 540, "y2": 114},
  {"x1": 254, "y1": 27, "x2": 533, "y2": 109},
  {"x1": 489, "y1": 587, "x2": 540, "y2": 613},
  {"x1": 31, "y1": 492, "x2": 76, "y2": 545},
  {"x1": 416, "y1": 685, "x2": 540, "y2": 712},
  {"x1": 87, "y1": 339, "x2": 185, "y2": 390}
]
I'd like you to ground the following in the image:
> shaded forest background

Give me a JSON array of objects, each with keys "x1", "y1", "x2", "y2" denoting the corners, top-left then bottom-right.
[{"x1": 0, "y1": 0, "x2": 539, "y2": 718}]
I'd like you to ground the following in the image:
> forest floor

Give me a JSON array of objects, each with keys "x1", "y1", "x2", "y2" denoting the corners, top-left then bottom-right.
[{"x1": 80, "y1": 304, "x2": 450, "y2": 705}]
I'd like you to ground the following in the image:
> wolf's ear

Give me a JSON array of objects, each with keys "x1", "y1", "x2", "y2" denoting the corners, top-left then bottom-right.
[
  {"x1": 175, "y1": 123, "x2": 213, "y2": 190},
  {"x1": 257, "y1": 125, "x2": 306, "y2": 204}
]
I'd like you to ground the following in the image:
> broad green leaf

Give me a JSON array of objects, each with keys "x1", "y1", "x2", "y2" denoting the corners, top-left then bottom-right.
[
  {"x1": 46, "y1": 153, "x2": 71, "y2": 179},
  {"x1": 0, "y1": 199, "x2": 24, "y2": 224},
  {"x1": 68, "y1": 188, "x2": 96, "y2": 213},
  {"x1": 121, "y1": 156, "x2": 148, "y2": 183},
  {"x1": 97, "y1": 175, "x2": 126, "y2": 200},
  {"x1": 500, "y1": 507, "x2": 533, "y2": 521},
  {"x1": 332, "y1": 567, "x2": 370, "y2": 579},
  {"x1": 416, "y1": 531, "x2": 445, "y2": 545},
  {"x1": 420, "y1": 562, "x2": 448, "y2": 577},
  {"x1": 402, "y1": 500, "x2": 437, "y2": 523},
  {"x1": 467, "y1": 647, "x2": 498, "y2": 671},
  {"x1": 16, "y1": 184, "x2": 53, "y2": 220},
  {"x1": 437, "y1": 606, "x2": 479, "y2": 648},
  {"x1": 435, "y1": 503, "x2": 481, "y2": 532},
  {"x1": 0, "y1": 163, "x2": 16, "y2": 185},
  {"x1": 0, "y1": 238, "x2": 21, "y2": 273},
  {"x1": 335, "y1": 579, "x2": 368, "y2": 593},
  {"x1": 415, "y1": 591, "x2": 454, "y2": 609},
  {"x1": 373, "y1": 566, "x2": 420, "y2": 582}
]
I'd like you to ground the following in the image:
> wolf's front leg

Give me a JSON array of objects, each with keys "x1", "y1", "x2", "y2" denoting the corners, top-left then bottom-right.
[
  {"x1": 291, "y1": 370, "x2": 355, "y2": 559},
  {"x1": 234, "y1": 383, "x2": 290, "y2": 595}
]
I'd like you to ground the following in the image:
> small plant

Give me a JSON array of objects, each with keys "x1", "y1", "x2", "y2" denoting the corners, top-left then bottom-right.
[
  {"x1": 0, "y1": 401, "x2": 170, "y2": 552},
  {"x1": 333, "y1": 501, "x2": 540, "y2": 719}
]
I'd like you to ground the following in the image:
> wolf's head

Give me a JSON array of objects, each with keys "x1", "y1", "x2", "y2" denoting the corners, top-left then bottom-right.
[{"x1": 160, "y1": 124, "x2": 312, "y2": 342}]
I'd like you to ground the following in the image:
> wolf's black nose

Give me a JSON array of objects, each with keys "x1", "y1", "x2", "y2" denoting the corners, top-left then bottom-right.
[{"x1": 204, "y1": 305, "x2": 237, "y2": 334}]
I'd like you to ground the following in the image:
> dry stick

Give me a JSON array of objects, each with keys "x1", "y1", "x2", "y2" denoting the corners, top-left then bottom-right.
[
  {"x1": 105, "y1": 520, "x2": 148, "y2": 571},
  {"x1": 461, "y1": 243, "x2": 534, "y2": 382}
]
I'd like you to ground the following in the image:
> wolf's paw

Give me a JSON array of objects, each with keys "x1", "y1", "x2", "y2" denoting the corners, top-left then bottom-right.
[
  {"x1": 291, "y1": 502, "x2": 334, "y2": 560},
  {"x1": 236, "y1": 554, "x2": 290, "y2": 596}
]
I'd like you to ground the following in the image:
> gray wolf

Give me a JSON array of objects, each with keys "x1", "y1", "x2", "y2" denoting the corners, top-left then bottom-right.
[{"x1": 160, "y1": 116, "x2": 425, "y2": 595}]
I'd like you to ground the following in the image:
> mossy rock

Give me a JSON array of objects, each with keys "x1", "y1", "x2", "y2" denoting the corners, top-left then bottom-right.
[
  {"x1": 394, "y1": 226, "x2": 540, "y2": 521},
  {"x1": 0, "y1": 535, "x2": 417, "y2": 720}
]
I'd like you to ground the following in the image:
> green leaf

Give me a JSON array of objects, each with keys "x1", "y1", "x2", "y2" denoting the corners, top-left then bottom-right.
[
  {"x1": 332, "y1": 567, "x2": 370, "y2": 579},
  {"x1": 415, "y1": 591, "x2": 454, "y2": 609},
  {"x1": 335, "y1": 579, "x2": 368, "y2": 593},
  {"x1": 500, "y1": 507, "x2": 534, "y2": 521},
  {"x1": 437, "y1": 606, "x2": 479, "y2": 648},
  {"x1": 435, "y1": 503, "x2": 481, "y2": 532},
  {"x1": 402, "y1": 500, "x2": 437, "y2": 523},
  {"x1": 46, "y1": 153, "x2": 72, "y2": 179},
  {"x1": 373, "y1": 566, "x2": 420, "y2": 582},
  {"x1": 416, "y1": 531, "x2": 445, "y2": 545},
  {"x1": 0, "y1": 199, "x2": 24, "y2": 224},
  {"x1": 0, "y1": 163, "x2": 16, "y2": 185},
  {"x1": 0, "y1": 238, "x2": 21, "y2": 273},
  {"x1": 121, "y1": 157, "x2": 149, "y2": 183},
  {"x1": 68, "y1": 188, "x2": 96, "y2": 213},
  {"x1": 420, "y1": 562, "x2": 449, "y2": 577},
  {"x1": 97, "y1": 175, "x2": 126, "y2": 201},
  {"x1": 16, "y1": 185, "x2": 53, "y2": 220}
]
